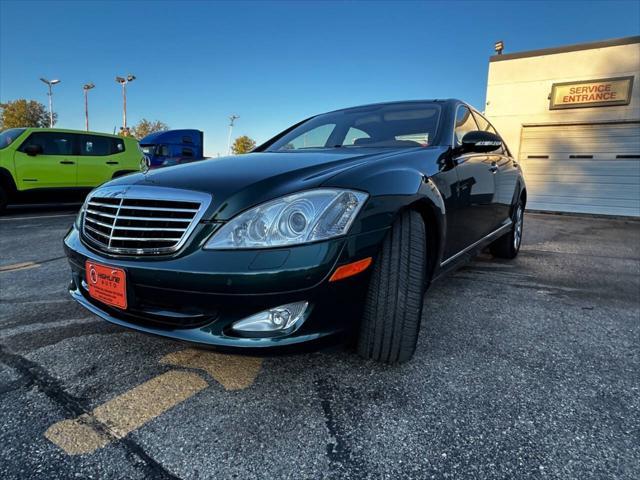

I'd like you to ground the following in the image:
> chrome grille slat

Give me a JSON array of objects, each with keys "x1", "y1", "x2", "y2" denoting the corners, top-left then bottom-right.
[
  {"x1": 84, "y1": 217, "x2": 116, "y2": 229},
  {"x1": 110, "y1": 236, "x2": 182, "y2": 242},
  {"x1": 87, "y1": 201, "x2": 119, "y2": 209},
  {"x1": 85, "y1": 209, "x2": 191, "y2": 223},
  {"x1": 112, "y1": 225, "x2": 187, "y2": 232},
  {"x1": 118, "y1": 205, "x2": 199, "y2": 213},
  {"x1": 81, "y1": 186, "x2": 211, "y2": 255},
  {"x1": 84, "y1": 224, "x2": 110, "y2": 240}
]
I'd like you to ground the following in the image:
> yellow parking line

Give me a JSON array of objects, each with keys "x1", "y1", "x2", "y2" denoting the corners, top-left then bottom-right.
[
  {"x1": 0, "y1": 262, "x2": 39, "y2": 273},
  {"x1": 45, "y1": 370, "x2": 207, "y2": 455},
  {"x1": 161, "y1": 348, "x2": 263, "y2": 391}
]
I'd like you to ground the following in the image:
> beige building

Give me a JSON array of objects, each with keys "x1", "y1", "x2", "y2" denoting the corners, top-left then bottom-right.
[{"x1": 485, "y1": 36, "x2": 640, "y2": 217}]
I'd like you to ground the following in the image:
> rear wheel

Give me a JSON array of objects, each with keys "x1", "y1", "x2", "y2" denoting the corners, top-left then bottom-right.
[
  {"x1": 357, "y1": 210, "x2": 426, "y2": 364},
  {"x1": 490, "y1": 200, "x2": 524, "y2": 259}
]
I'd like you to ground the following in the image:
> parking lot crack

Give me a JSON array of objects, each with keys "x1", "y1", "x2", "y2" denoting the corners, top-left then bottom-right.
[
  {"x1": 314, "y1": 376, "x2": 368, "y2": 478},
  {"x1": 0, "y1": 344, "x2": 182, "y2": 480}
]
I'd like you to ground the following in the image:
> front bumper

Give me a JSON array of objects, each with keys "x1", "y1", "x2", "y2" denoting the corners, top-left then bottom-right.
[{"x1": 64, "y1": 226, "x2": 388, "y2": 351}]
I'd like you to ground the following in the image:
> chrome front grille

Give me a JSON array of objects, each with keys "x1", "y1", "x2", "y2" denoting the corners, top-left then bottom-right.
[{"x1": 81, "y1": 186, "x2": 211, "y2": 255}]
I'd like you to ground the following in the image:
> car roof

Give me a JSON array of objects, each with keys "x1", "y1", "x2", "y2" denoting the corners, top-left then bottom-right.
[
  {"x1": 322, "y1": 99, "x2": 459, "y2": 115},
  {"x1": 20, "y1": 127, "x2": 136, "y2": 140},
  {"x1": 139, "y1": 129, "x2": 202, "y2": 144}
]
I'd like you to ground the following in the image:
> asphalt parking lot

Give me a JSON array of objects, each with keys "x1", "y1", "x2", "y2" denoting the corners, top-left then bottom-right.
[{"x1": 0, "y1": 207, "x2": 638, "y2": 479}]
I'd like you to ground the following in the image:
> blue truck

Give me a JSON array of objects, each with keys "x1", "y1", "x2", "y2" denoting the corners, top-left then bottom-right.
[{"x1": 139, "y1": 129, "x2": 206, "y2": 169}]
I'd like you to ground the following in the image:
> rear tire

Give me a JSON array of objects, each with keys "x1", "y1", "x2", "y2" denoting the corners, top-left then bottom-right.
[
  {"x1": 490, "y1": 200, "x2": 524, "y2": 259},
  {"x1": 357, "y1": 210, "x2": 426, "y2": 364}
]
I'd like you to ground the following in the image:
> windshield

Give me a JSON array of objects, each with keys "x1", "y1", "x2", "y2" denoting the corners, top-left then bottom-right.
[
  {"x1": 0, "y1": 128, "x2": 26, "y2": 149},
  {"x1": 266, "y1": 102, "x2": 441, "y2": 152}
]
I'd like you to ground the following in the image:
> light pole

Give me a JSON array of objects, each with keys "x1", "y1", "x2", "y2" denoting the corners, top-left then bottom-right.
[
  {"x1": 227, "y1": 115, "x2": 240, "y2": 154},
  {"x1": 83, "y1": 83, "x2": 95, "y2": 131},
  {"x1": 40, "y1": 78, "x2": 60, "y2": 127},
  {"x1": 115, "y1": 74, "x2": 136, "y2": 130}
]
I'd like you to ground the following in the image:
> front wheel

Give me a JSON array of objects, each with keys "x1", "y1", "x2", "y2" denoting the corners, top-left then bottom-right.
[
  {"x1": 490, "y1": 200, "x2": 524, "y2": 259},
  {"x1": 357, "y1": 210, "x2": 426, "y2": 364}
]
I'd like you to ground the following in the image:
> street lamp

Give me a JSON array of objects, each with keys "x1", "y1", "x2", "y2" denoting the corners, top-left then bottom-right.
[
  {"x1": 40, "y1": 77, "x2": 61, "y2": 127},
  {"x1": 83, "y1": 83, "x2": 95, "y2": 131},
  {"x1": 494, "y1": 40, "x2": 505, "y2": 55},
  {"x1": 115, "y1": 74, "x2": 136, "y2": 130},
  {"x1": 227, "y1": 114, "x2": 240, "y2": 154}
]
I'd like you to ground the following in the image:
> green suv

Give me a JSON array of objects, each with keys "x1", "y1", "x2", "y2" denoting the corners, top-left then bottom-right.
[{"x1": 0, "y1": 128, "x2": 143, "y2": 211}]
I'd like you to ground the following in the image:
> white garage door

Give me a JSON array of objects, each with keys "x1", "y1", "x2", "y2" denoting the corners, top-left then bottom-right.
[{"x1": 519, "y1": 122, "x2": 640, "y2": 217}]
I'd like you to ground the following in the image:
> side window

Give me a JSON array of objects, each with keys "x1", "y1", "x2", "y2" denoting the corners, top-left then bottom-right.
[
  {"x1": 20, "y1": 132, "x2": 75, "y2": 156},
  {"x1": 454, "y1": 106, "x2": 478, "y2": 146},
  {"x1": 471, "y1": 111, "x2": 508, "y2": 155},
  {"x1": 471, "y1": 111, "x2": 492, "y2": 133},
  {"x1": 112, "y1": 138, "x2": 125, "y2": 154},
  {"x1": 181, "y1": 148, "x2": 194, "y2": 157},
  {"x1": 158, "y1": 145, "x2": 169, "y2": 157},
  {"x1": 342, "y1": 127, "x2": 370, "y2": 146},
  {"x1": 283, "y1": 124, "x2": 336, "y2": 150},
  {"x1": 81, "y1": 135, "x2": 112, "y2": 156}
]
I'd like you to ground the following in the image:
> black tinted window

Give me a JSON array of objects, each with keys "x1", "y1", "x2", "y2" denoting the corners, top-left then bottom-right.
[
  {"x1": 21, "y1": 132, "x2": 75, "y2": 155},
  {"x1": 267, "y1": 102, "x2": 441, "y2": 151},
  {"x1": 181, "y1": 148, "x2": 194, "y2": 157},
  {"x1": 82, "y1": 135, "x2": 109, "y2": 156},
  {"x1": 80, "y1": 135, "x2": 124, "y2": 156}
]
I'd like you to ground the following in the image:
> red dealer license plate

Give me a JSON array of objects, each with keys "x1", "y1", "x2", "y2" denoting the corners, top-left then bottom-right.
[{"x1": 85, "y1": 261, "x2": 127, "y2": 310}]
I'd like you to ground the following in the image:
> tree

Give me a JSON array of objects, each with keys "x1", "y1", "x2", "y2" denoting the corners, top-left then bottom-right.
[
  {"x1": 0, "y1": 99, "x2": 55, "y2": 129},
  {"x1": 231, "y1": 135, "x2": 256, "y2": 154},
  {"x1": 130, "y1": 118, "x2": 169, "y2": 139}
]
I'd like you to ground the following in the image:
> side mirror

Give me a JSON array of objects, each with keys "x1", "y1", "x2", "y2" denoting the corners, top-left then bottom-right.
[
  {"x1": 460, "y1": 130, "x2": 502, "y2": 153},
  {"x1": 24, "y1": 144, "x2": 43, "y2": 156}
]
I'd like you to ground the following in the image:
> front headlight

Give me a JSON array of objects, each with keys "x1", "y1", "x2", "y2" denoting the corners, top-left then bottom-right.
[{"x1": 204, "y1": 188, "x2": 368, "y2": 249}]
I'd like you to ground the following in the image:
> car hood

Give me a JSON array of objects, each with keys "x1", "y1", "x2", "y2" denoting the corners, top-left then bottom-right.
[{"x1": 105, "y1": 149, "x2": 404, "y2": 220}]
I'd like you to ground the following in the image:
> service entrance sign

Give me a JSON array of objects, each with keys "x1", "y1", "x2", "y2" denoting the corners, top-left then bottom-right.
[{"x1": 549, "y1": 76, "x2": 633, "y2": 109}]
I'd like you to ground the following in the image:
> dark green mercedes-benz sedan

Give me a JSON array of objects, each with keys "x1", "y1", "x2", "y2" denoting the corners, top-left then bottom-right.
[{"x1": 64, "y1": 100, "x2": 526, "y2": 363}]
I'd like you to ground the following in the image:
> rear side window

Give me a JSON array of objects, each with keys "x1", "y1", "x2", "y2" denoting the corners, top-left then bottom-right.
[
  {"x1": 181, "y1": 148, "x2": 194, "y2": 157},
  {"x1": 20, "y1": 132, "x2": 75, "y2": 155},
  {"x1": 80, "y1": 135, "x2": 125, "y2": 156}
]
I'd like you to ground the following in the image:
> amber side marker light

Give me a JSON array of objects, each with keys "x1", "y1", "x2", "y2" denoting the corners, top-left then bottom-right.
[{"x1": 329, "y1": 257, "x2": 373, "y2": 282}]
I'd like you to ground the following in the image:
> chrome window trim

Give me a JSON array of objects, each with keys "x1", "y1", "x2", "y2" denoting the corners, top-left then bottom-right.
[{"x1": 81, "y1": 184, "x2": 212, "y2": 256}]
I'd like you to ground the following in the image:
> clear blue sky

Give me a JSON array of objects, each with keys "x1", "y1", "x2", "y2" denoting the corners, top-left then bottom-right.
[{"x1": 1, "y1": 0, "x2": 639, "y2": 155}]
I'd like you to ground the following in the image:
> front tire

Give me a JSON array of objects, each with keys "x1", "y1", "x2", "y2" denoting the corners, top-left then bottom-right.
[
  {"x1": 357, "y1": 210, "x2": 426, "y2": 364},
  {"x1": 490, "y1": 200, "x2": 524, "y2": 259}
]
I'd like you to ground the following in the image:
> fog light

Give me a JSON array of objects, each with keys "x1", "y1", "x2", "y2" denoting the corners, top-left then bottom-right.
[{"x1": 232, "y1": 301, "x2": 309, "y2": 333}]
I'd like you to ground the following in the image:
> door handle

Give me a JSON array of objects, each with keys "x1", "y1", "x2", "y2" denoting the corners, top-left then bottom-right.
[
  {"x1": 59, "y1": 160, "x2": 75, "y2": 165},
  {"x1": 106, "y1": 161, "x2": 119, "y2": 165}
]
